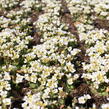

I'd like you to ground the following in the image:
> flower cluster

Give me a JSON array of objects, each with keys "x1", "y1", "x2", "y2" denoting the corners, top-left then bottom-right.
[
  {"x1": 78, "y1": 94, "x2": 91, "y2": 104},
  {"x1": 0, "y1": 72, "x2": 11, "y2": 108}
]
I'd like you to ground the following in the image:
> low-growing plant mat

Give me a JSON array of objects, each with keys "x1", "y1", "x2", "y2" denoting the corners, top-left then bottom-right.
[{"x1": 0, "y1": 0, "x2": 109, "y2": 109}]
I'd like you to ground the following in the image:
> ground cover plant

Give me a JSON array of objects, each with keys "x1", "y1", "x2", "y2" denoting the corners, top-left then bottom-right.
[{"x1": 0, "y1": 0, "x2": 109, "y2": 109}]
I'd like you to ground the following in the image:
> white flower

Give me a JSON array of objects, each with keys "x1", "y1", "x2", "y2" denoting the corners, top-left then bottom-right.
[
  {"x1": 84, "y1": 94, "x2": 91, "y2": 99},
  {"x1": 100, "y1": 12, "x2": 108, "y2": 16},
  {"x1": 67, "y1": 78, "x2": 73, "y2": 85},
  {"x1": 70, "y1": 49, "x2": 81, "y2": 56},
  {"x1": 78, "y1": 94, "x2": 91, "y2": 104},
  {"x1": 75, "y1": 107, "x2": 79, "y2": 109},
  {"x1": 101, "y1": 103, "x2": 109, "y2": 109},
  {"x1": 66, "y1": 62, "x2": 75, "y2": 73},
  {"x1": 74, "y1": 74, "x2": 79, "y2": 80},
  {"x1": 78, "y1": 96, "x2": 86, "y2": 104},
  {"x1": 3, "y1": 98, "x2": 11, "y2": 105},
  {"x1": 16, "y1": 74, "x2": 24, "y2": 83},
  {"x1": 107, "y1": 98, "x2": 109, "y2": 101},
  {"x1": 4, "y1": 72, "x2": 11, "y2": 80}
]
